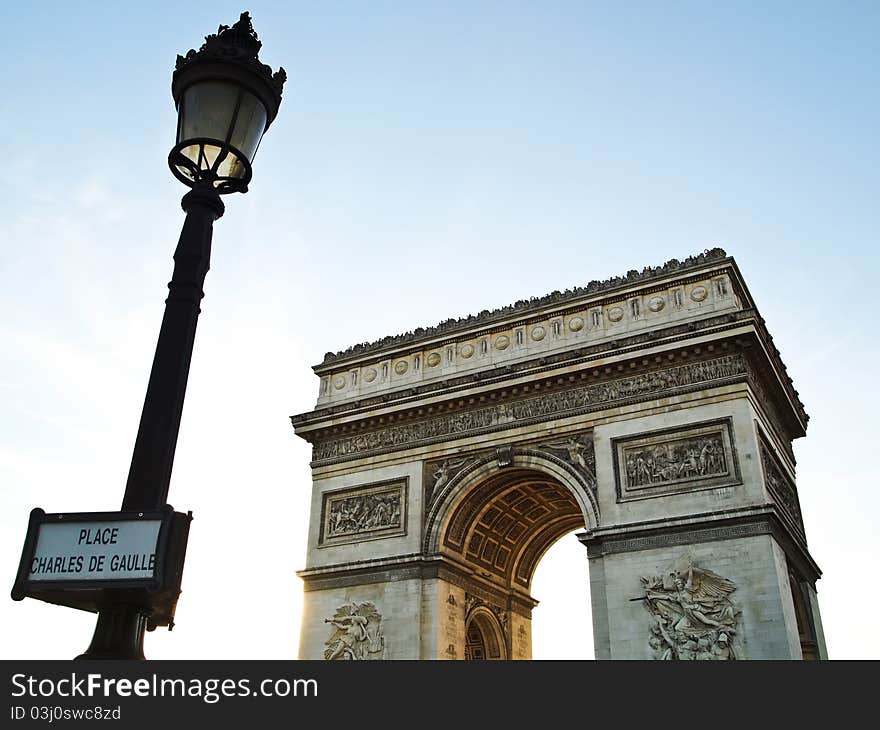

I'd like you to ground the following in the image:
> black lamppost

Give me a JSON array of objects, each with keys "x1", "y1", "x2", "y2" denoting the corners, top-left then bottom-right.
[{"x1": 76, "y1": 12, "x2": 285, "y2": 659}]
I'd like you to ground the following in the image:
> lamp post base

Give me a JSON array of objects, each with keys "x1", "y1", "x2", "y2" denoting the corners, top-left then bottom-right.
[{"x1": 75, "y1": 608, "x2": 148, "y2": 660}]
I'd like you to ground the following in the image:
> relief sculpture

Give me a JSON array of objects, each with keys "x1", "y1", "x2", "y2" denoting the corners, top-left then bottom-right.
[
  {"x1": 324, "y1": 602, "x2": 386, "y2": 660},
  {"x1": 426, "y1": 456, "x2": 477, "y2": 503},
  {"x1": 614, "y1": 419, "x2": 739, "y2": 501},
  {"x1": 313, "y1": 354, "x2": 748, "y2": 462},
  {"x1": 541, "y1": 434, "x2": 597, "y2": 490},
  {"x1": 625, "y1": 435, "x2": 726, "y2": 488},
  {"x1": 759, "y1": 439, "x2": 803, "y2": 533},
  {"x1": 640, "y1": 556, "x2": 739, "y2": 660},
  {"x1": 326, "y1": 491, "x2": 401, "y2": 538}
]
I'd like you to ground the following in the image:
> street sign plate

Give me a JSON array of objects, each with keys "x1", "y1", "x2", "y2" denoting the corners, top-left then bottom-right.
[
  {"x1": 12, "y1": 508, "x2": 192, "y2": 629},
  {"x1": 28, "y1": 519, "x2": 162, "y2": 582}
]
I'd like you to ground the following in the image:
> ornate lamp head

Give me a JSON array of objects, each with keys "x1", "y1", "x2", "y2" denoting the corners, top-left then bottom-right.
[{"x1": 169, "y1": 12, "x2": 286, "y2": 194}]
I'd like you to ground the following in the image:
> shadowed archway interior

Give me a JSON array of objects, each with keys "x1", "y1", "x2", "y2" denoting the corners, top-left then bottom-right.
[
  {"x1": 442, "y1": 467, "x2": 586, "y2": 590},
  {"x1": 464, "y1": 608, "x2": 506, "y2": 660},
  {"x1": 465, "y1": 620, "x2": 487, "y2": 660}
]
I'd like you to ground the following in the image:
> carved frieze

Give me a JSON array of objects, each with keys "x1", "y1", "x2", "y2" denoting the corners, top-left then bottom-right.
[
  {"x1": 323, "y1": 601, "x2": 386, "y2": 660},
  {"x1": 613, "y1": 418, "x2": 740, "y2": 502},
  {"x1": 640, "y1": 556, "x2": 740, "y2": 660},
  {"x1": 319, "y1": 479, "x2": 406, "y2": 546},
  {"x1": 313, "y1": 353, "x2": 747, "y2": 463},
  {"x1": 759, "y1": 436, "x2": 804, "y2": 535}
]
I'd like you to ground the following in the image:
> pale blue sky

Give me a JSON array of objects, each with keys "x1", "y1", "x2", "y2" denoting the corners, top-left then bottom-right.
[{"x1": 1, "y1": 2, "x2": 877, "y2": 659}]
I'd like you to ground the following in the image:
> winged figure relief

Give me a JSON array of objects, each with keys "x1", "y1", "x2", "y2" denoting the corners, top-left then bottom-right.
[
  {"x1": 430, "y1": 457, "x2": 473, "y2": 493},
  {"x1": 641, "y1": 556, "x2": 740, "y2": 660},
  {"x1": 323, "y1": 601, "x2": 386, "y2": 660},
  {"x1": 543, "y1": 436, "x2": 596, "y2": 485}
]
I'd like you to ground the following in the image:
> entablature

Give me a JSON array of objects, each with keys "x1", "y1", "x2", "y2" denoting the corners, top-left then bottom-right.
[
  {"x1": 295, "y1": 316, "x2": 804, "y2": 431},
  {"x1": 294, "y1": 337, "x2": 804, "y2": 473},
  {"x1": 311, "y1": 255, "x2": 745, "y2": 408},
  {"x1": 291, "y1": 253, "x2": 808, "y2": 471}
]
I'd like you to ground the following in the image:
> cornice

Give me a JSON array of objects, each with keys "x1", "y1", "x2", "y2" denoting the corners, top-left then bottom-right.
[
  {"x1": 316, "y1": 248, "x2": 731, "y2": 369},
  {"x1": 578, "y1": 504, "x2": 821, "y2": 585},
  {"x1": 295, "y1": 309, "x2": 754, "y2": 429},
  {"x1": 295, "y1": 308, "x2": 807, "y2": 434},
  {"x1": 297, "y1": 553, "x2": 536, "y2": 613}
]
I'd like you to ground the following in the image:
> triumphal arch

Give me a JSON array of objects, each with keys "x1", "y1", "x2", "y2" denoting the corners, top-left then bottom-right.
[{"x1": 291, "y1": 249, "x2": 827, "y2": 660}]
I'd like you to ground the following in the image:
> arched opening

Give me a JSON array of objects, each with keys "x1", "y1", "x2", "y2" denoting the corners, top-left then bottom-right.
[
  {"x1": 465, "y1": 621, "x2": 488, "y2": 660},
  {"x1": 530, "y1": 529, "x2": 594, "y2": 659},
  {"x1": 433, "y1": 462, "x2": 594, "y2": 660},
  {"x1": 441, "y1": 467, "x2": 587, "y2": 589},
  {"x1": 464, "y1": 607, "x2": 507, "y2": 660}
]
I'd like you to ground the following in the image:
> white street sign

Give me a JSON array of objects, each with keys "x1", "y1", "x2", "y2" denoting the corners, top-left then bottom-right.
[{"x1": 27, "y1": 520, "x2": 162, "y2": 581}]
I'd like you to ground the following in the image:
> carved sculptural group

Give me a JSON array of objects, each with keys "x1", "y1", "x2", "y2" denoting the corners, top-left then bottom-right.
[
  {"x1": 323, "y1": 601, "x2": 386, "y2": 660},
  {"x1": 315, "y1": 354, "x2": 747, "y2": 462},
  {"x1": 327, "y1": 492, "x2": 401, "y2": 537},
  {"x1": 625, "y1": 435, "x2": 726, "y2": 488},
  {"x1": 641, "y1": 557, "x2": 739, "y2": 660}
]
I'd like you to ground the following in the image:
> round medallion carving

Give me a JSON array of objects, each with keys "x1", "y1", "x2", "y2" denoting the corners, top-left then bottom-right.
[
  {"x1": 648, "y1": 296, "x2": 665, "y2": 312},
  {"x1": 608, "y1": 306, "x2": 624, "y2": 322},
  {"x1": 394, "y1": 360, "x2": 409, "y2": 375},
  {"x1": 363, "y1": 368, "x2": 377, "y2": 383},
  {"x1": 460, "y1": 343, "x2": 475, "y2": 359},
  {"x1": 531, "y1": 326, "x2": 546, "y2": 341},
  {"x1": 691, "y1": 285, "x2": 708, "y2": 302},
  {"x1": 426, "y1": 352, "x2": 441, "y2": 367},
  {"x1": 495, "y1": 335, "x2": 510, "y2": 350},
  {"x1": 333, "y1": 376, "x2": 346, "y2": 390},
  {"x1": 568, "y1": 317, "x2": 584, "y2": 332}
]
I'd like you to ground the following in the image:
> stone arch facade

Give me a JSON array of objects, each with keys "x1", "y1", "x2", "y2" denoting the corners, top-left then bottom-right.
[
  {"x1": 424, "y1": 448, "x2": 599, "y2": 555},
  {"x1": 292, "y1": 250, "x2": 828, "y2": 660},
  {"x1": 464, "y1": 605, "x2": 508, "y2": 660},
  {"x1": 436, "y1": 465, "x2": 585, "y2": 591}
]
